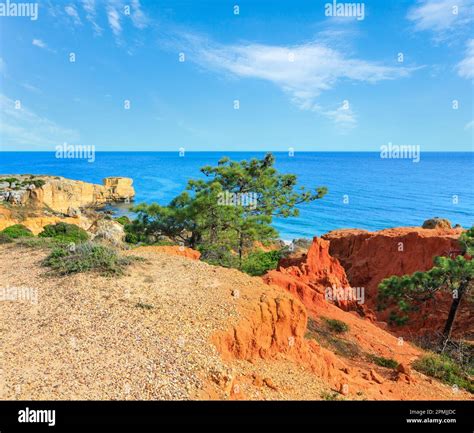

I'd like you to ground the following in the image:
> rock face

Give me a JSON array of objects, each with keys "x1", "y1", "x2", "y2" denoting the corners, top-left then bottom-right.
[
  {"x1": 322, "y1": 227, "x2": 471, "y2": 337},
  {"x1": 211, "y1": 288, "x2": 348, "y2": 388},
  {"x1": 263, "y1": 237, "x2": 358, "y2": 313},
  {"x1": 0, "y1": 175, "x2": 135, "y2": 214},
  {"x1": 422, "y1": 218, "x2": 452, "y2": 230},
  {"x1": 322, "y1": 227, "x2": 463, "y2": 297}
]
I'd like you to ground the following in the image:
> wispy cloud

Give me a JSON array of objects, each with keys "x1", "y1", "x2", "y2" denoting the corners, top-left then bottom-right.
[
  {"x1": 106, "y1": 2, "x2": 122, "y2": 37},
  {"x1": 465, "y1": 119, "x2": 474, "y2": 130},
  {"x1": 130, "y1": 0, "x2": 148, "y2": 29},
  {"x1": 32, "y1": 38, "x2": 47, "y2": 49},
  {"x1": 320, "y1": 103, "x2": 357, "y2": 132},
  {"x1": 21, "y1": 83, "x2": 42, "y2": 93},
  {"x1": 407, "y1": 0, "x2": 474, "y2": 42},
  {"x1": 31, "y1": 38, "x2": 56, "y2": 54},
  {"x1": 457, "y1": 39, "x2": 474, "y2": 79},
  {"x1": 170, "y1": 32, "x2": 415, "y2": 127},
  {"x1": 65, "y1": 4, "x2": 82, "y2": 26},
  {"x1": 81, "y1": 0, "x2": 103, "y2": 35},
  {"x1": 0, "y1": 94, "x2": 79, "y2": 149},
  {"x1": 105, "y1": 0, "x2": 149, "y2": 42}
]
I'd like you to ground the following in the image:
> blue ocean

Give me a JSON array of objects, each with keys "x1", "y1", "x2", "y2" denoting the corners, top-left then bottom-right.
[{"x1": 1, "y1": 152, "x2": 472, "y2": 240}]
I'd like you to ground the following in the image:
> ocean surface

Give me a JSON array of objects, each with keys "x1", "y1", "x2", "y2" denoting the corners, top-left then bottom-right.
[{"x1": 1, "y1": 152, "x2": 473, "y2": 240}]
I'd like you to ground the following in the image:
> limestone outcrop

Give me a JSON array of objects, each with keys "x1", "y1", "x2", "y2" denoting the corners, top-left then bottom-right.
[{"x1": 0, "y1": 175, "x2": 135, "y2": 215}]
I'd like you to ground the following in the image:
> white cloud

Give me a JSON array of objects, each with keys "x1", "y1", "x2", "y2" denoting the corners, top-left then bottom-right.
[
  {"x1": 407, "y1": 0, "x2": 474, "y2": 41},
  {"x1": 106, "y1": 3, "x2": 122, "y2": 36},
  {"x1": 131, "y1": 0, "x2": 148, "y2": 29},
  {"x1": 65, "y1": 4, "x2": 82, "y2": 26},
  {"x1": 21, "y1": 83, "x2": 42, "y2": 93},
  {"x1": 173, "y1": 33, "x2": 415, "y2": 126},
  {"x1": 32, "y1": 39, "x2": 47, "y2": 49},
  {"x1": 457, "y1": 39, "x2": 474, "y2": 79},
  {"x1": 320, "y1": 103, "x2": 357, "y2": 131},
  {"x1": 32, "y1": 38, "x2": 56, "y2": 53},
  {"x1": 0, "y1": 94, "x2": 79, "y2": 149},
  {"x1": 81, "y1": 0, "x2": 103, "y2": 35}
]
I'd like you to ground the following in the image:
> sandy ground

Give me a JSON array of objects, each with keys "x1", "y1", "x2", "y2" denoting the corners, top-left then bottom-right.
[
  {"x1": 0, "y1": 244, "x2": 471, "y2": 401},
  {"x1": 0, "y1": 245, "x2": 329, "y2": 400}
]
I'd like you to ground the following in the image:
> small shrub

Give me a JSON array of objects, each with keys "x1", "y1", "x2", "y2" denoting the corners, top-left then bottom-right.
[
  {"x1": 306, "y1": 317, "x2": 360, "y2": 359},
  {"x1": 413, "y1": 354, "x2": 473, "y2": 393},
  {"x1": 241, "y1": 250, "x2": 282, "y2": 276},
  {"x1": 31, "y1": 179, "x2": 46, "y2": 188},
  {"x1": 115, "y1": 216, "x2": 131, "y2": 226},
  {"x1": 0, "y1": 233, "x2": 14, "y2": 244},
  {"x1": 321, "y1": 391, "x2": 342, "y2": 401},
  {"x1": 39, "y1": 222, "x2": 89, "y2": 243},
  {"x1": 368, "y1": 354, "x2": 399, "y2": 369},
  {"x1": 42, "y1": 242, "x2": 135, "y2": 276},
  {"x1": 1, "y1": 224, "x2": 34, "y2": 239},
  {"x1": 323, "y1": 317, "x2": 349, "y2": 334}
]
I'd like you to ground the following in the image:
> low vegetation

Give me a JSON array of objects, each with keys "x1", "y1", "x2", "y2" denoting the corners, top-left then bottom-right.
[
  {"x1": 306, "y1": 317, "x2": 360, "y2": 359},
  {"x1": 240, "y1": 250, "x2": 282, "y2": 276},
  {"x1": 323, "y1": 317, "x2": 350, "y2": 334},
  {"x1": 42, "y1": 242, "x2": 136, "y2": 276},
  {"x1": 115, "y1": 216, "x2": 131, "y2": 226},
  {"x1": 413, "y1": 353, "x2": 473, "y2": 394},
  {"x1": 39, "y1": 222, "x2": 89, "y2": 244},
  {"x1": 1, "y1": 224, "x2": 34, "y2": 239},
  {"x1": 0, "y1": 233, "x2": 14, "y2": 244},
  {"x1": 368, "y1": 354, "x2": 399, "y2": 369},
  {"x1": 0, "y1": 176, "x2": 46, "y2": 189}
]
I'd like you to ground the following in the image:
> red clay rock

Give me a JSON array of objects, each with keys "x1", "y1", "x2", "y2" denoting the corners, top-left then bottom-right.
[
  {"x1": 370, "y1": 369, "x2": 384, "y2": 384},
  {"x1": 397, "y1": 363, "x2": 412, "y2": 377},
  {"x1": 263, "y1": 237, "x2": 357, "y2": 313},
  {"x1": 322, "y1": 227, "x2": 471, "y2": 337}
]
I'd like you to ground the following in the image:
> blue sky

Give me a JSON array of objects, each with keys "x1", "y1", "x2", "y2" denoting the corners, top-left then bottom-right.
[{"x1": 0, "y1": 0, "x2": 473, "y2": 151}]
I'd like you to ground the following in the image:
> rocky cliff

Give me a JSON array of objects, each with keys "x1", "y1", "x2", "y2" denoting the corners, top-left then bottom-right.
[
  {"x1": 263, "y1": 237, "x2": 361, "y2": 314},
  {"x1": 0, "y1": 175, "x2": 134, "y2": 215},
  {"x1": 322, "y1": 227, "x2": 471, "y2": 337}
]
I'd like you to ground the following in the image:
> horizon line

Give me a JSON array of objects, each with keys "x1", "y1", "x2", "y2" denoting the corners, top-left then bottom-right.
[{"x1": 1, "y1": 150, "x2": 473, "y2": 153}]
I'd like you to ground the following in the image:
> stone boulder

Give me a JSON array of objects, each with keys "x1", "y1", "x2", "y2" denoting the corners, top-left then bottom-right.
[{"x1": 422, "y1": 218, "x2": 452, "y2": 230}]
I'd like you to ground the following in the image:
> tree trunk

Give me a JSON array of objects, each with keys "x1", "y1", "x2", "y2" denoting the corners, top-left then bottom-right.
[
  {"x1": 238, "y1": 232, "x2": 243, "y2": 269},
  {"x1": 442, "y1": 284, "x2": 465, "y2": 343}
]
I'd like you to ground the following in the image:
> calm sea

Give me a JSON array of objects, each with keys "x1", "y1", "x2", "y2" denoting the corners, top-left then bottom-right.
[{"x1": 1, "y1": 152, "x2": 472, "y2": 240}]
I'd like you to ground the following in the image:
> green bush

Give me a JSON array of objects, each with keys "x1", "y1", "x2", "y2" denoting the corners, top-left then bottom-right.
[
  {"x1": 323, "y1": 317, "x2": 350, "y2": 334},
  {"x1": 1, "y1": 224, "x2": 34, "y2": 239},
  {"x1": 368, "y1": 354, "x2": 399, "y2": 369},
  {"x1": 42, "y1": 242, "x2": 134, "y2": 276},
  {"x1": 115, "y1": 216, "x2": 131, "y2": 226},
  {"x1": 413, "y1": 354, "x2": 473, "y2": 393},
  {"x1": 39, "y1": 222, "x2": 89, "y2": 243},
  {"x1": 241, "y1": 250, "x2": 282, "y2": 276}
]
